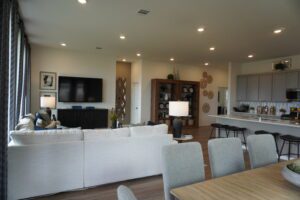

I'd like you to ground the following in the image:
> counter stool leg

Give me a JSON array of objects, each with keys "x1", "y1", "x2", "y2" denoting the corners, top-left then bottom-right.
[
  {"x1": 242, "y1": 131, "x2": 247, "y2": 148},
  {"x1": 288, "y1": 142, "x2": 291, "y2": 160},
  {"x1": 209, "y1": 127, "x2": 215, "y2": 139},
  {"x1": 279, "y1": 140, "x2": 286, "y2": 161},
  {"x1": 297, "y1": 142, "x2": 300, "y2": 158},
  {"x1": 274, "y1": 136, "x2": 279, "y2": 156}
]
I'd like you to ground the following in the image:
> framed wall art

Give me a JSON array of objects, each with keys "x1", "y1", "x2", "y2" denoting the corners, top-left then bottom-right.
[{"x1": 40, "y1": 71, "x2": 56, "y2": 90}]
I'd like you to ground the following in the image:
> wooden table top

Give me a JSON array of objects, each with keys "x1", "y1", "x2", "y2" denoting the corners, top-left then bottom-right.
[{"x1": 171, "y1": 160, "x2": 300, "y2": 200}]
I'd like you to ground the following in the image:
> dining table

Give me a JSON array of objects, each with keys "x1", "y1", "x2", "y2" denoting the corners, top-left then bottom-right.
[{"x1": 171, "y1": 159, "x2": 300, "y2": 200}]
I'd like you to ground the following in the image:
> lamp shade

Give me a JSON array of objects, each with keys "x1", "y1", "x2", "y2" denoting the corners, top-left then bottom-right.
[
  {"x1": 169, "y1": 101, "x2": 189, "y2": 117},
  {"x1": 40, "y1": 96, "x2": 56, "y2": 109}
]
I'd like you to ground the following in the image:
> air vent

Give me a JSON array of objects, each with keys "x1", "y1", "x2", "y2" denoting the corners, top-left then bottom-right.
[{"x1": 137, "y1": 9, "x2": 150, "y2": 15}]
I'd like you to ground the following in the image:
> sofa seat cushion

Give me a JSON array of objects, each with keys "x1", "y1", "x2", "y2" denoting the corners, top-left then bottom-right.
[
  {"x1": 130, "y1": 124, "x2": 168, "y2": 137},
  {"x1": 83, "y1": 128, "x2": 130, "y2": 140},
  {"x1": 10, "y1": 129, "x2": 83, "y2": 145}
]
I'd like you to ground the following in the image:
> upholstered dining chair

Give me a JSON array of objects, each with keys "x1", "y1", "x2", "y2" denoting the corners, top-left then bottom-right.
[
  {"x1": 208, "y1": 138, "x2": 245, "y2": 178},
  {"x1": 247, "y1": 134, "x2": 278, "y2": 169},
  {"x1": 161, "y1": 142, "x2": 205, "y2": 200},
  {"x1": 117, "y1": 185, "x2": 138, "y2": 200}
]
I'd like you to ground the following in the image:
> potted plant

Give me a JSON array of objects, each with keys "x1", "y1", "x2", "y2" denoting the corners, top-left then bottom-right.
[
  {"x1": 110, "y1": 108, "x2": 118, "y2": 129},
  {"x1": 279, "y1": 108, "x2": 286, "y2": 115}
]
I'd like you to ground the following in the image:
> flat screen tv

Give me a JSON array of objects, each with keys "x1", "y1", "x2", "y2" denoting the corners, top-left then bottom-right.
[{"x1": 58, "y1": 76, "x2": 103, "y2": 102}]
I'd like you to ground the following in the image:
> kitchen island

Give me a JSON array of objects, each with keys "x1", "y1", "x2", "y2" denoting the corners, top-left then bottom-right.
[{"x1": 209, "y1": 114, "x2": 300, "y2": 159}]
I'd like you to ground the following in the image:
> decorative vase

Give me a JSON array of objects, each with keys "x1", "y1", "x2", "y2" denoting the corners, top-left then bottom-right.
[{"x1": 111, "y1": 120, "x2": 117, "y2": 129}]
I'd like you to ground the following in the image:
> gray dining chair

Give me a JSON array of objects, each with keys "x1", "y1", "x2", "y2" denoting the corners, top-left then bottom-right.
[
  {"x1": 247, "y1": 134, "x2": 278, "y2": 169},
  {"x1": 208, "y1": 138, "x2": 245, "y2": 178},
  {"x1": 117, "y1": 185, "x2": 138, "y2": 200},
  {"x1": 161, "y1": 142, "x2": 205, "y2": 200}
]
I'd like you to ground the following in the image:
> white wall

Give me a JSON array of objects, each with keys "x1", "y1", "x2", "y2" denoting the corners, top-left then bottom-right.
[
  {"x1": 31, "y1": 45, "x2": 116, "y2": 115},
  {"x1": 140, "y1": 60, "x2": 228, "y2": 126}
]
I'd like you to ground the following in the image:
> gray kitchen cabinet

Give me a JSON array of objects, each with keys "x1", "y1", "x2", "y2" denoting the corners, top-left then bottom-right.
[
  {"x1": 286, "y1": 72, "x2": 299, "y2": 89},
  {"x1": 246, "y1": 75, "x2": 259, "y2": 101},
  {"x1": 272, "y1": 73, "x2": 286, "y2": 102},
  {"x1": 236, "y1": 75, "x2": 247, "y2": 101},
  {"x1": 259, "y1": 74, "x2": 272, "y2": 101}
]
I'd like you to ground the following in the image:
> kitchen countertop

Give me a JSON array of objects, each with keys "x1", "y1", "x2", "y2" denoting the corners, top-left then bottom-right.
[{"x1": 209, "y1": 114, "x2": 300, "y2": 128}]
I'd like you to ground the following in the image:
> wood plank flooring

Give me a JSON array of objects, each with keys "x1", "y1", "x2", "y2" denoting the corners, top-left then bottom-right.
[{"x1": 30, "y1": 126, "x2": 251, "y2": 200}]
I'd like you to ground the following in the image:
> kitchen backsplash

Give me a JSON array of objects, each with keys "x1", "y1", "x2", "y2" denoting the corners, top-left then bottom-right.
[{"x1": 238, "y1": 101, "x2": 300, "y2": 116}]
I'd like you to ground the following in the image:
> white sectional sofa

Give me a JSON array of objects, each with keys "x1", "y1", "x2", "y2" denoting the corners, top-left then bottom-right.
[{"x1": 8, "y1": 124, "x2": 174, "y2": 200}]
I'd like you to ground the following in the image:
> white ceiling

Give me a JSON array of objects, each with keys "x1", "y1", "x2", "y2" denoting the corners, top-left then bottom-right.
[{"x1": 19, "y1": 0, "x2": 300, "y2": 64}]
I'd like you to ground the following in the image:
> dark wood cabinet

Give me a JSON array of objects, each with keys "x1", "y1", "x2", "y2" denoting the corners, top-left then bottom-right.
[
  {"x1": 151, "y1": 79, "x2": 199, "y2": 128},
  {"x1": 58, "y1": 109, "x2": 108, "y2": 129}
]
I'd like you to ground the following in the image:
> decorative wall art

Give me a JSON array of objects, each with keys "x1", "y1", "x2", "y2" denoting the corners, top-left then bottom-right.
[
  {"x1": 202, "y1": 103, "x2": 210, "y2": 113},
  {"x1": 40, "y1": 71, "x2": 56, "y2": 90},
  {"x1": 208, "y1": 91, "x2": 214, "y2": 99}
]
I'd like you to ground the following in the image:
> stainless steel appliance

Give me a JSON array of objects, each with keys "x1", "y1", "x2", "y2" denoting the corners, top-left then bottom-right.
[{"x1": 286, "y1": 89, "x2": 300, "y2": 102}]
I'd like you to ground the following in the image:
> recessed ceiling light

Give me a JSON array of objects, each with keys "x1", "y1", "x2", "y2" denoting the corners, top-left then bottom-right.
[
  {"x1": 170, "y1": 58, "x2": 174, "y2": 61},
  {"x1": 209, "y1": 47, "x2": 215, "y2": 51},
  {"x1": 122, "y1": 59, "x2": 126, "y2": 62},
  {"x1": 60, "y1": 43, "x2": 66, "y2": 47},
  {"x1": 78, "y1": 0, "x2": 87, "y2": 4},
  {"x1": 197, "y1": 27, "x2": 205, "y2": 32},
  {"x1": 248, "y1": 54, "x2": 254, "y2": 58},
  {"x1": 204, "y1": 62, "x2": 209, "y2": 66},
  {"x1": 136, "y1": 53, "x2": 141, "y2": 57},
  {"x1": 120, "y1": 35, "x2": 126, "y2": 40},
  {"x1": 273, "y1": 28, "x2": 284, "y2": 34}
]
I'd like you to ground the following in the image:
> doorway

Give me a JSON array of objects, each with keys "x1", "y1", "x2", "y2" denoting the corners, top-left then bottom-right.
[{"x1": 218, "y1": 87, "x2": 228, "y2": 115}]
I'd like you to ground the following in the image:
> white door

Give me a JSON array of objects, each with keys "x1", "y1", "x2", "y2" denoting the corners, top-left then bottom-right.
[{"x1": 131, "y1": 82, "x2": 141, "y2": 124}]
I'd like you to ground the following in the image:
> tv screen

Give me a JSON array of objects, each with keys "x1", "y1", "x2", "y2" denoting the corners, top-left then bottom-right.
[{"x1": 58, "y1": 76, "x2": 102, "y2": 102}]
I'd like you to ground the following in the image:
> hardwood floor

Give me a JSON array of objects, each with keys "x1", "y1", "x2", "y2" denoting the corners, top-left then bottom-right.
[{"x1": 31, "y1": 126, "x2": 250, "y2": 200}]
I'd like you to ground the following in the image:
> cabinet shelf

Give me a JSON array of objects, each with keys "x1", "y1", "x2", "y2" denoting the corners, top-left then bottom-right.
[{"x1": 151, "y1": 79, "x2": 199, "y2": 128}]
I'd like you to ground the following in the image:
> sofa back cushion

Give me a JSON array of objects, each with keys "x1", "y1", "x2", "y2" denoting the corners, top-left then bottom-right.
[
  {"x1": 83, "y1": 128, "x2": 130, "y2": 140},
  {"x1": 130, "y1": 124, "x2": 168, "y2": 137},
  {"x1": 10, "y1": 129, "x2": 83, "y2": 145}
]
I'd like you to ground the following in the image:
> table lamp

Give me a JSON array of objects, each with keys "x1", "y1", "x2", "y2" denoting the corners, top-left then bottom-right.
[
  {"x1": 169, "y1": 101, "x2": 189, "y2": 138},
  {"x1": 40, "y1": 96, "x2": 56, "y2": 118}
]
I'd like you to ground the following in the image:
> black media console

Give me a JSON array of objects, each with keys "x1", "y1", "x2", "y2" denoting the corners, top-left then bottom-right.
[{"x1": 58, "y1": 109, "x2": 108, "y2": 129}]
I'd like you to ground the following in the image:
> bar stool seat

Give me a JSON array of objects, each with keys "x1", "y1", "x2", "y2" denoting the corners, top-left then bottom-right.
[
  {"x1": 279, "y1": 135, "x2": 300, "y2": 160},
  {"x1": 209, "y1": 123, "x2": 226, "y2": 139},
  {"x1": 226, "y1": 126, "x2": 247, "y2": 147}
]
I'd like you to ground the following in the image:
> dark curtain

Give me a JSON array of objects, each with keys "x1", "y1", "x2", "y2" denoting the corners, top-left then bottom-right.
[
  {"x1": 0, "y1": 0, "x2": 11, "y2": 199},
  {"x1": 25, "y1": 44, "x2": 31, "y2": 114},
  {"x1": 8, "y1": 0, "x2": 19, "y2": 131},
  {"x1": 16, "y1": 23, "x2": 25, "y2": 120}
]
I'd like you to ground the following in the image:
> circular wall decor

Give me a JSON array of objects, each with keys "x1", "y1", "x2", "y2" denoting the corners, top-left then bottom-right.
[
  {"x1": 202, "y1": 71, "x2": 208, "y2": 78},
  {"x1": 208, "y1": 91, "x2": 214, "y2": 99},
  {"x1": 207, "y1": 75, "x2": 213, "y2": 84},
  {"x1": 202, "y1": 103, "x2": 210, "y2": 113},
  {"x1": 200, "y1": 80, "x2": 207, "y2": 89},
  {"x1": 203, "y1": 90, "x2": 208, "y2": 96}
]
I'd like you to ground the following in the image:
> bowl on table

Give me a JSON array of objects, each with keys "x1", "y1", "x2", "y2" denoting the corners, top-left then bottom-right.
[{"x1": 281, "y1": 160, "x2": 300, "y2": 187}]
